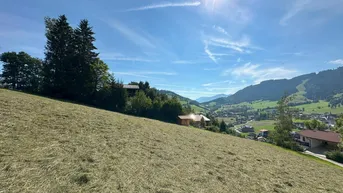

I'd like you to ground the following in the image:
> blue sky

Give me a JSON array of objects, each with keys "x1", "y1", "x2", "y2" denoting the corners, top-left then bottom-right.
[{"x1": 1, "y1": 0, "x2": 343, "y2": 99}]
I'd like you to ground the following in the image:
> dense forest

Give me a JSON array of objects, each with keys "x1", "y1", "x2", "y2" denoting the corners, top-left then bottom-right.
[
  {"x1": 206, "y1": 68, "x2": 343, "y2": 106},
  {"x1": 0, "y1": 15, "x2": 189, "y2": 123}
]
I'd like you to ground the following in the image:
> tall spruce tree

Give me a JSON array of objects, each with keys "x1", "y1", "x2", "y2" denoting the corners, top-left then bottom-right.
[
  {"x1": 220, "y1": 120, "x2": 227, "y2": 133},
  {"x1": 73, "y1": 19, "x2": 98, "y2": 101},
  {"x1": 43, "y1": 15, "x2": 74, "y2": 98},
  {"x1": 271, "y1": 94, "x2": 296, "y2": 149}
]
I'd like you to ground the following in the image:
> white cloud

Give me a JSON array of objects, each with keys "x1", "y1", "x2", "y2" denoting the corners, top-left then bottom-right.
[
  {"x1": 123, "y1": 1, "x2": 201, "y2": 12},
  {"x1": 224, "y1": 62, "x2": 299, "y2": 84},
  {"x1": 280, "y1": 0, "x2": 312, "y2": 25},
  {"x1": 204, "y1": 0, "x2": 253, "y2": 24},
  {"x1": 202, "y1": 80, "x2": 235, "y2": 87},
  {"x1": 328, "y1": 59, "x2": 343, "y2": 65},
  {"x1": 154, "y1": 84, "x2": 186, "y2": 88},
  {"x1": 282, "y1": 52, "x2": 304, "y2": 56},
  {"x1": 204, "y1": 85, "x2": 247, "y2": 94},
  {"x1": 264, "y1": 59, "x2": 283, "y2": 62},
  {"x1": 99, "y1": 52, "x2": 123, "y2": 60},
  {"x1": 204, "y1": 67, "x2": 220, "y2": 71},
  {"x1": 212, "y1": 53, "x2": 231, "y2": 56},
  {"x1": 104, "y1": 19, "x2": 155, "y2": 49},
  {"x1": 204, "y1": 41, "x2": 217, "y2": 63},
  {"x1": 0, "y1": 29, "x2": 43, "y2": 40},
  {"x1": 113, "y1": 71, "x2": 176, "y2": 81},
  {"x1": 114, "y1": 71, "x2": 177, "y2": 76},
  {"x1": 112, "y1": 72, "x2": 153, "y2": 79},
  {"x1": 212, "y1": 25, "x2": 230, "y2": 36},
  {"x1": 105, "y1": 57, "x2": 158, "y2": 62},
  {"x1": 140, "y1": 71, "x2": 177, "y2": 76},
  {"x1": 172, "y1": 60, "x2": 195, "y2": 64},
  {"x1": 237, "y1": 57, "x2": 241, "y2": 62},
  {"x1": 205, "y1": 35, "x2": 260, "y2": 54},
  {"x1": 279, "y1": 0, "x2": 343, "y2": 26}
]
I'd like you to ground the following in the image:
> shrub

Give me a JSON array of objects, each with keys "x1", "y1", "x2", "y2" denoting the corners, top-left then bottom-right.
[
  {"x1": 205, "y1": 126, "x2": 220, "y2": 133},
  {"x1": 325, "y1": 150, "x2": 343, "y2": 163},
  {"x1": 226, "y1": 128, "x2": 236, "y2": 135}
]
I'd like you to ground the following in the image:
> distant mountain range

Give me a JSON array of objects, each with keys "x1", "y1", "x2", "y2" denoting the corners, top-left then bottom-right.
[
  {"x1": 196, "y1": 94, "x2": 228, "y2": 103},
  {"x1": 202, "y1": 66, "x2": 343, "y2": 108}
]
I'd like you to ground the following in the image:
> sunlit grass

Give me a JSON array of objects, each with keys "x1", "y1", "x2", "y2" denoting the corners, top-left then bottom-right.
[{"x1": 1, "y1": 89, "x2": 343, "y2": 193}]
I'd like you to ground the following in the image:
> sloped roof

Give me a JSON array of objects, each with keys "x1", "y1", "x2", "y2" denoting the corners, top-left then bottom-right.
[
  {"x1": 178, "y1": 114, "x2": 210, "y2": 122},
  {"x1": 299, "y1": 130, "x2": 341, "y2": 143}
]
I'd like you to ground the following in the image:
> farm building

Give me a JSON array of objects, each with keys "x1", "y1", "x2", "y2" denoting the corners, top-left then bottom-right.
[
  {"x1": 240, "y1": 125, "x2": 254, "y2": 133},
  {"x1": 178, "y1": 114, "x2": 210, "y2": 127}
]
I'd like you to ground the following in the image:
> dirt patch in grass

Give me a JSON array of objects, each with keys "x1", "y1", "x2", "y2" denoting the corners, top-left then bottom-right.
[{"x1": 1, "y1": 89, "x2": 343, "y2": 193}]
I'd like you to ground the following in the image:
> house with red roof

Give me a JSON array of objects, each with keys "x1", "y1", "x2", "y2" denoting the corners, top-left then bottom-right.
[{"x1": 298, "y1": 130, "x2": 341, "y2": 149}]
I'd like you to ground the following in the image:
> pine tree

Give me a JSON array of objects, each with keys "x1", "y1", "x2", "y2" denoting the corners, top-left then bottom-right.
[
  {"x1": 73, "y1": 19, "x2": 98, "y2": 101},
  {"x1": 200, "y1": 117, "x2": 206, "y2": 128},
  {"x1": 43, "y1": 15, "x2": 74, "y2": 98},
  {"x1": 271, "y1": 94, "x2": 296, "y2": 149},
  {"x1": 220, "y1": 120, "x2": 227, "y2": 133}
]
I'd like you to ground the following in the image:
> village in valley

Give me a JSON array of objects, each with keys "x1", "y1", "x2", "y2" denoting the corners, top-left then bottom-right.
[{"x1": 177, "y1": 99, "x2": 343, "y2": 166}]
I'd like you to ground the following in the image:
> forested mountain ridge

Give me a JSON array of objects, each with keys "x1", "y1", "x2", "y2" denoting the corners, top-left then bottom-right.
[
  {"x1": 158, "y1": 90, "x2": 199, "y2": 105},
  {"x1": 204, "y1": 67, "x2": 343, "y2": 106},
  {"x1": 196, "y1": 94, "x2": 228, "y2": 103}
]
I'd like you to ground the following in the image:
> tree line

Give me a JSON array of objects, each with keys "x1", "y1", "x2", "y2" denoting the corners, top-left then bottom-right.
[{"x1": 0, "y1": 15, "x2": 189, "y2": 123}]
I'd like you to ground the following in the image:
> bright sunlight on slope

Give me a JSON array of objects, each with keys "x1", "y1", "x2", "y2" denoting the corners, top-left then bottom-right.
[{"x1": 1, "y1": 89, "x2": 343, "y2": 193}]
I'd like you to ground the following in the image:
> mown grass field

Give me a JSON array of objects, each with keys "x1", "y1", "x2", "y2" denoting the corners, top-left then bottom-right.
[
  {"x1": 218, "y1": 99, "x2": 343, "y2": 115},
  {"x1": 1, "y1": 89, "x2": 343, "y2": 193},
  {"x1": 217, "y1": 117, "x2": 236, "y2": 124},
  {"x1": 249, "y1": 120, "x2": 276, "y2": 132},
  {"x1": 296, "y1": 100, "x2": 343, "y2": 114},
  {"x1": 216, "y1": 101, "x2": 278, "y2": 113},
  {"x1": 236, "y1": 120, "x2": 276, "y2": 133}
]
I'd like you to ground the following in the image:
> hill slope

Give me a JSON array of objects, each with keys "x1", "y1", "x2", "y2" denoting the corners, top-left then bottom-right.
[
  {"x1": 206, "y1": 67, "x2": 343, "y2": 106},
  {"x1": 196, "y1": 94, "x2": 228, "y2": 103},
  {"x1": 1, "y1": 89, "x2": 343, "y2": 193},
  {"x1": 158, "y1": 90, "x2": 208, "y2": 113}
]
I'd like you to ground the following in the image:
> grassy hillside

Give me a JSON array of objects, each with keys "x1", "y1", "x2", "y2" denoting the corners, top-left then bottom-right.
[
  {"x1": 296, "y1": 100, "x2": 343, "y2": 114},
  {"x1": 216, "y1": 99, "x2": 343, "y2": 115},
  {"x1": 1, "y1": 89, "x2": 343, "y2": 193},
  {"x1": 289, "y1": 79, "x2": 312, "y2": 104}
]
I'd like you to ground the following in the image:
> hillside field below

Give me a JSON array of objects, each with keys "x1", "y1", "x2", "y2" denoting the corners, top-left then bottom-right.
[
  {"x1": 215, "y1": 100, "x2": 343, "y2": 115},
  {"x1": 1, "y1": 89, "x2": 343, "y2": 193}
]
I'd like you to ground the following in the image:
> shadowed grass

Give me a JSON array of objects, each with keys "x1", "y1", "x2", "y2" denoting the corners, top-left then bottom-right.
[{"x1": 1, "y1": 89, "x2": 343, "y2": 193}]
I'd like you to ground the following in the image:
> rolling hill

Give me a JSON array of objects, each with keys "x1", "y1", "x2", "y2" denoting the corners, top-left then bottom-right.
[
  {"x1": 158, "y1": 90, "x2": 208, "y2": 113},
  {"x1": 158, "y1": 90, "x2": 197, "y2": 104},
  {"x1": 1, "y1": 89, "x2": 343, "y2": 193},
  {"x1": 204, "y1": 67, "x2": 343, "y2": 109},
  {"x1": 196, "y1": 94, "x2": 228, "y2": 103}
]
